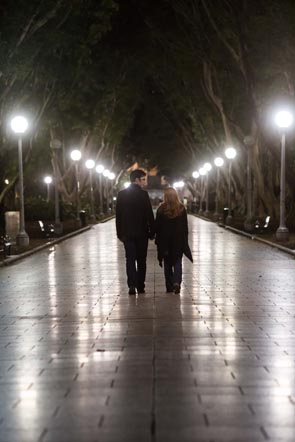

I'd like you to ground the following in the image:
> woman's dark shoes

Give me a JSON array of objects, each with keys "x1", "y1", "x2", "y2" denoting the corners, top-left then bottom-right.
[
  {"x1": 166, "y1": 286, "x2": 173, "y2": 293},
  {"x1": 173, "y1": 283, "x2": 180, "y2": 294},
  {"x1": 128, "y1": 286, "x2": 136, "y2": 295},
  {"x1": 137, "y1": 288, "x2": 145, "y2": 294}
]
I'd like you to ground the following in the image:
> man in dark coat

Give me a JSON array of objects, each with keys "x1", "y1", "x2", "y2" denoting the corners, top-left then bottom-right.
[{"x1": 116, "y1": 169, "x2": 155, "y2": 295}]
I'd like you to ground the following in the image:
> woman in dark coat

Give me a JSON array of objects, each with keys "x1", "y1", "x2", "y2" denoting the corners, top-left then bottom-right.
[{"x1": 155, "y1": 187, "x2": 193, "y2": 294}]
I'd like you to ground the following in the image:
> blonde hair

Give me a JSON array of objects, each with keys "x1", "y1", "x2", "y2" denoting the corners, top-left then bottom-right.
[{"x1": 159, "y1": 187, "x2": 184, "y2": 218}]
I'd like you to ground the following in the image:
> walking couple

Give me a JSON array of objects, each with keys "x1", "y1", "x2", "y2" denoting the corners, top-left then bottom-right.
[{"x1": 116, "y1": 169, "x2": 193, "y2": 295}]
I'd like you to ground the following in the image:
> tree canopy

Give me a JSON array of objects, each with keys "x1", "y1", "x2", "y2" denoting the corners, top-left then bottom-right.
[{"x1": 1, "y1": 0, "x2": 295, "y2": 220}]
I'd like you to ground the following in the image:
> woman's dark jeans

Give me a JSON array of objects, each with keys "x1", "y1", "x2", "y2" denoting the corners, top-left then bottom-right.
[{"x1": 164, "y1": 255, "x2": 182, "y2": 291}]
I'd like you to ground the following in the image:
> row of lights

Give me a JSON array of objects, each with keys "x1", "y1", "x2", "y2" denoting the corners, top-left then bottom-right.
[
  {"x1": 190, "y1": 147, "x2": 237, "y2": 223},
  {"x1": 192, "y1": 147, "x2": 237, "y2": 180},
  {"x1": 43, "y1": 158, "x2": 116, "y2": 187},
  {"x1": 70, "y1": 149, "x2": 115, "y2": 180},
  {"x1": 70, "y1": 150, "x2": 116, "y2": 221},
  {"x1": 8, "y1": 115, "x2": 118, "y2": 245},
  {"x1": 6, "y1": 108, "x2": 295, "y2": 245},
  {"x1": 188, "y1": 110, "x2": 294, "y2": 238}
]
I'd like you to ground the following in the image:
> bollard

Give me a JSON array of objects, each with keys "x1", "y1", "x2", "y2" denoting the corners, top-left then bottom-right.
[{"x1": 79, "y1": 210, "x2": 87, "y2": 227}]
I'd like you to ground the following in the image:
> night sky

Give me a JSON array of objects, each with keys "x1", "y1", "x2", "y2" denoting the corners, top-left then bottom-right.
[{"x1": 108, "y1": 0, "x2": 189, "y2": 178}]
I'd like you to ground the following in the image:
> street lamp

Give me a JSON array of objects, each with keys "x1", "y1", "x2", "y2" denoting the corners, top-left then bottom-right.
[
  {"x1": 243, "y1": 136, "x2": 255, "y2": 232},
  {"x1": 50, "y1": 138, "x2": 63, "y2": 234},
  {"x1": 44, "y1": 176, "x2": 52, "y2": 202},
  {"x1": 213, "y1": 157, "x2": 224, "y2": 221},
  {"x1": 198, "y1": 167, "x2": 206, "y2": 215},
  {"x1": 85, "y1": 159, "x2": 95, "y2": 220},
  {"x1": 203, "y1": 162, "x2": 212, "y2": 217},
  {"x1": 103, "y1": 169, "x2": 110, "y2": 213},
  {"x1": 70, "y1": 149, "x2": 82, "y2": 223},
  {"x1": 274, "y1": 110, "x2": 294, "y2": 241},
  {"x1": 10, "y1": 115, "x2": 29, "y2": 246},
  {"x1": 108, "y1": 172, "x2": 116, "y2": 212},
  {"x1": 95, "y1": 164, "x2": 104, "y2": 216},
  {"x1": 192, "y1": 171, "x2": 199, "y2": 213},
  {"x1": 225, "y1": 146, "x2": 237, "y2": 225}
]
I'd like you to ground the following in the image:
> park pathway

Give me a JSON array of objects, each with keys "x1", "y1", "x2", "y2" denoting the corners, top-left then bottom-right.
[{"x1": 0, "y1": 216, "x2": 294, "y2": 442}]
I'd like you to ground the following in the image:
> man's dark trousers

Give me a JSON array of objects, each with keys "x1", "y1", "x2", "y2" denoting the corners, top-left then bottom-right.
[{"x1": 124, "y1": 236, "x2": 148, "y2": 290}]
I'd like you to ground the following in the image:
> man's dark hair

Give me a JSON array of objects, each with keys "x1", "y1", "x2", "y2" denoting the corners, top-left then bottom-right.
[{"x1": 130, "y1": 169, "x2": 146, "y2": 182}]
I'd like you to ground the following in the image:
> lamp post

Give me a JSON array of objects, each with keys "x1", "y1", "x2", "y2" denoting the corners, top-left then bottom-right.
[
  {"x1": 103, "y1": 169, "x2": 110, "y2": 213},
  {"x1": 70, "y1": 149, "x2": 82, "y2": 223},
  {"x1": 10, "y1": 115, "x2": 29, "y2": 246},
  {"x1": 243, "y1": 135, "x2": 255, "y2": 232},
  {"x1": 213, "y1": 157, "x2": 224, "y2": 221},
  {"x1": 95, "y1": 164, "x2": 104, "y2": 216},
  {"x1": 225, "y1": 146, "x2": 237, "y2": 225},
  {"x1": 203, "y1": 162, "x2": 212, "y2": 217},
  {"x1": 44, "y1": 176, "x2": 52, "y2": 202},
  {"x1": 108, "y1": 172, "x2": 116, "y2": 212},
  {"x1": 198, "y1": 167, "x2": 206, "y2": 215},
  {"x1": 50, "y1": 138, "x2": 63, "y2": 234},
  {"x1": 274, "y1": 110, "x2": 294, "y2": 241},
  {"x1": 85, "y1": 159, "x2": 95, "y2": 220},
  {"x1": 192, "y1": 171, "x2": 199, "y2": 213}
]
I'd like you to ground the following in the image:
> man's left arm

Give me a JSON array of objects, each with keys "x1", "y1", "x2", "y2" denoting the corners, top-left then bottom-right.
[{"x1": 115, "y1": 192, "x2": 123, "y2": 241}]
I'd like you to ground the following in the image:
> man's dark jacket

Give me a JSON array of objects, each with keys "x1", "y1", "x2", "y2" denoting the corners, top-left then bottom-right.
[{"x1": 116, "y1": 184, "x2": 155, "y2": 241}]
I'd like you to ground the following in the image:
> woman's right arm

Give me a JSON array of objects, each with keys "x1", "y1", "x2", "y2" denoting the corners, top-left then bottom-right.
[
  {"x1": 155, "y1": 209, "x2": 162, "y2": 243},
  {"x1": 182, "y1": 208, "x2": 188, "y2": 238}
]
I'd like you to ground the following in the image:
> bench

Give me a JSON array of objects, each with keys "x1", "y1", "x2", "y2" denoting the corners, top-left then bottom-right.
[
  {"x1": 38, "y1": 220, "x2": 55, "y2": 239},
  {"x1": 0, "y1": 235, "x2": 12, "y2": 258},
  {"x1": 254, "y1": 216, "x2": 271, "y2": 233}
]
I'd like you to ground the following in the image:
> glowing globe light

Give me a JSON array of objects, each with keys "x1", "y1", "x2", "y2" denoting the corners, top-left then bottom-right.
[
  {"x1": 44, "y1": 176, "x2": 52, "y2": 184},
  {"x1": 10, "y1": 116, "x2": 28, "y2": 134},
  {"x1": 95, "y1": 164, "x2": 104, "y2": 174},
  {"x1": 70, "y1": 149, "x2": 81, "y2": 161},
  {"x1": 203, "y1": 162, "x2": 212, "y2": 172},
  {"x1": 214, "y1": 157, "x2": 224, "y2": 167},
  {"x1": 85, "y1": 159, "x2": 95, "y2": 169},
  {"x1": 274, "y1": 110, "x2": 294, "y2": 129},
  {"x1": 225, "y1": 147, "x2": 237, "y2": 159}
]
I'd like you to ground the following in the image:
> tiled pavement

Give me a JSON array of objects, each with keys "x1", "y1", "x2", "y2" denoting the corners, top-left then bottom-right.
[{"x1": 0, "y1": 216, "x2": 294, "y2": 442}]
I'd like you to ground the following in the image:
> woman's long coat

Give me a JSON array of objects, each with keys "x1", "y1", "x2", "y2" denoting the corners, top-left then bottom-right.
[{"x1": 155, "y1": 206, "x2": 193, "y2": 265}]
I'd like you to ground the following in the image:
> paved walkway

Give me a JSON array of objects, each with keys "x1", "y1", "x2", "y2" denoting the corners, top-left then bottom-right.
[{"x1": 0, "y1": 217, "x2": 294, "y2": 442}]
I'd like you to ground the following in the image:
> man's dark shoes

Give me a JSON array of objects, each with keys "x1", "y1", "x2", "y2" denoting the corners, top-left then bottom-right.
[
  {"x1": 128, "y1": 286, "x2": 136, "y2": 295},
  {"x1": 137, "y1": 289, "x2": 145, "y2": 294},
  {"x1": 173, "y1": 283, "x2": 180, "y2": 294},
  {"x1": 166, "y1": 286, "x2": 173, "y2": 293}
]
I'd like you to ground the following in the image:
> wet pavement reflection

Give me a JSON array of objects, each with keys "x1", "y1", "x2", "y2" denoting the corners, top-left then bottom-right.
[{"x1": 0, "y1": 217, "x2": 294, "y2": 441}]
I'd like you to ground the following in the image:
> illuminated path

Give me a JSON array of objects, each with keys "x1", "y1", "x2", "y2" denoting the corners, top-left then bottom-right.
[{"x1": 0, "y1": 217, "x2": 294, "y2": 442}]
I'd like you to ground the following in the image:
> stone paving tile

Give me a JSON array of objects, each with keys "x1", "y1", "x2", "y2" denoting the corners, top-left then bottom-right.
[{"x1": 0, "y1": 217, "x2": 294, "y2": 442}]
